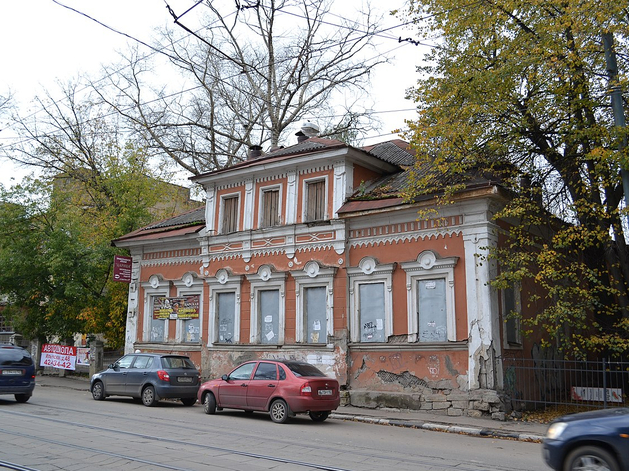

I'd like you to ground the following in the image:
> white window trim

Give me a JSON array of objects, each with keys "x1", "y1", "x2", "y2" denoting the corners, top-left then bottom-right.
[
  {"x1": 502, "y1": 283, "x2": 522, "y2": 348},
  {"x1": 258, "y1": 184, "x2": 282, "y2": 228},
  {"x1": 302, "y1": 176, "x2": 328, "y2": 222},
  {"x1": 207, "y1": 269, "x2": 242, "y2": 346},
  {"x1": 173, "y1": 272, "x2": 204, "y2": 343},
  {"x1": 219, "y1": 191, "x2": 240, "y2": 234},
  {"x1": 400, "y1": 250, "x2": 458, "y2": 343},
  {"x1": 246, "y1": 265, "x2": 286, "y2": 344},
  {"x1": 291, "y1": 261, "x2": 336, "y2": 345},
  {"x1": 140, "y1": 274, "x2": 169, "y2": 342},
  {"x1": 347, "y1": 257, "x2": 394, "y2": 343}
]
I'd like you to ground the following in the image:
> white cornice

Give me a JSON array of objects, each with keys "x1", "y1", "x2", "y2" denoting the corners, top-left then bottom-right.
[{"x1": 350, "y1": 229, "x2": 463, "y2": 248}]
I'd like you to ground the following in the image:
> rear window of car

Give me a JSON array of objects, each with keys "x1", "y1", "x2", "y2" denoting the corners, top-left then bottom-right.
[
  {"x1": 0, "y1": 346, "x2": 33, "y2": 366},
  {"x1": 284, "y1": 362, "x2": 325, "y2": 377},
  {"x1": 161, "y1": 356, "x2": 196, "y2": 369}
]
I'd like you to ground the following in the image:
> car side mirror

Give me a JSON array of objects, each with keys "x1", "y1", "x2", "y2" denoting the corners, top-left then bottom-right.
[
  {"x1": 109, "y1": 363, "x2": 119, "y2": 370},
  {"x1": 221, "y1": 374, "x2": 228, "y2": 381}
]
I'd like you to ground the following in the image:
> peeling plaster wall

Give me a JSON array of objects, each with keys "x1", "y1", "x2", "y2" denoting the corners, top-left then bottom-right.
[
  {"x1": 348, "y1": 350, "x2": 467, "y2": 392},
  {"x1": 202, "y1": 345, "x2": 348, "y2": 384}
]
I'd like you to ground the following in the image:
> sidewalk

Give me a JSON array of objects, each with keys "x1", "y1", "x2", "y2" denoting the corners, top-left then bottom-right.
[{"x1": 35, "y1": 373, "x2": 547, "y2": 443}]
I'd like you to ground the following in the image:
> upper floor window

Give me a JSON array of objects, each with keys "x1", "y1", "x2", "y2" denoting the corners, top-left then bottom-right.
[
  {"x1": 221, "y1": 194, "x2": 239, "y2": 233},
  {"x1": 261, "y1": 187, "x2": 280, "y2": 227},
  {"x1": 305, "y1": 179, "x2": 326, "y2": 222}
]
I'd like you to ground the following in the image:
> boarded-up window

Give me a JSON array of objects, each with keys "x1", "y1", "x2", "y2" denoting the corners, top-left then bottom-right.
[
  {"x1": 418, "y1": 279, "x2": 447, "y2": 342},
  {"x1": 306, "y1": 180, "x2": 325, "y2": 221},
  {"x1": 259, "y1": 289, "x2": 279, "y2": 344},
  {"x1": 359, "y1": 282, "x2": 386, "y2": 342},
  {"x1": 305, "y1": 286, "x2": 327, "y2": 343},
  {"x1": 222, "y1": 195, "x2": 239, "y2": 233},
  {"x1": 262, "y1": 189, "x2": 280, "y2": 227},
  {"x1": 217, "y1": 292, "x2": 235, "y2": 343}
]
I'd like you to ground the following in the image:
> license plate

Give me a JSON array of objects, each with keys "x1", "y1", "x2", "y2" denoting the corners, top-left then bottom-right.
[
  {"x1": 318, "y1": 389, "x2": 333, "y2": 396},
  {"x1": 2, "y1": 370, "x2": 23, "y2": 375},
  {"x1": 177, "y1": 376, "x2": 193, "y2": 383}
]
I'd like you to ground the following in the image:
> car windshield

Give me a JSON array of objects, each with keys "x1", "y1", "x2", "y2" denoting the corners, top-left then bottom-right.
[
  {"x1": 284, "y1": 362, "x2": 326, "y2": 377},
  {"x1": 161, "y1": 356, "x2": 196, "y2": 369},
  {"x1": 0, "y1": 346, "x2": 33, "y2": 366}
]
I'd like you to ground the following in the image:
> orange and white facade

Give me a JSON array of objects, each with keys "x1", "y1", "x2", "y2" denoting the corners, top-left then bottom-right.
[{"x1": 114, "y1": 136, "x2": 518, "y2": 415}]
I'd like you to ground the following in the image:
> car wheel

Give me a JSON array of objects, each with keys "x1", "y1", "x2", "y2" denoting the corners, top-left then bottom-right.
[
  {"x1": 269, "y1": 399, "x2": 290, "y2": 424},
  {"x1": 564, "y1": 445, "x2": 620, "y2": 471},
  {"x1": 15, "y1": 394, "x2": 31, "y2": 403},
  {"x1": 91, "y1": 381, "x2": 105, "y2": 401},
  {"x1": 203, "y1": 392, "x2": 216, "y2": 414},
  {"x1": 181, "y1": 397, "x2": 196, "y2": 407},
  {"x1": 142, "y1": 385, "x2": 158, "y2": 407},
  {"x1": 309, "y1": 411, "x2": 330, "y2": 422}
]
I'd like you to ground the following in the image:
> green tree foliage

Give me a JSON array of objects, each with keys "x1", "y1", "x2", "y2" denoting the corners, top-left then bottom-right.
[
  {"x1": 402, "y1": 0, "x2": 629, "y2": 356},
  {"x1": 0, "y1": 145, "x2": 194, "y2": 348}
]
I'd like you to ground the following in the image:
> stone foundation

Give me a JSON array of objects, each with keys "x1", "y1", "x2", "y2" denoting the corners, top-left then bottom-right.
[{"x1": 348, "y1": 387, "x2": 506, "y2": 420}]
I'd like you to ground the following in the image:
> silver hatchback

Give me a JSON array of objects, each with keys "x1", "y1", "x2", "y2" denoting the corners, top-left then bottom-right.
[{"x1": 90, "y1": 353, "x2": 200, "y2": 407}]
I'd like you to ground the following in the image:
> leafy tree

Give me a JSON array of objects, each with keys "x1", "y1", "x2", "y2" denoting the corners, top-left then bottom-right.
[
  {"x1": 94, "y1": 0, "x2": 387, "y2": 175},
  {"x1": 1, "y1": 84, "x2": 200, "y2": 346},
  {"x1": 401, "y1": 0, "x2": 629, "y2": 356}
]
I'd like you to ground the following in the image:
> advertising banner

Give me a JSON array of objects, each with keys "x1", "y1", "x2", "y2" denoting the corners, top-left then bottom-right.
[
  {"x1": 113, "y1": 255, "x2": 132, "y2": 283},
  {"x1": 40, "y1": 344, "x2": 77, "y2": 370},
  {"x1": 153, "y1": 295, "x2": 200, "y2": 320}
]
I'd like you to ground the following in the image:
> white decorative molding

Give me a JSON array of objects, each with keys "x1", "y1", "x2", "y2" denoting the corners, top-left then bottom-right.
[
  {"x1": 149, "y1": 275, "x2": 161, "y2": 289},
  {"x1": 259, "y1": 265, "x2": 272, "y2": 281},
  {"x1": 216, "y1": 269, "x2": 229, "y2": 284},
  {"x1": 182, "y1": 273, "x2": 194, "y2": 287},
  {"x1": 359, "y1": 257, "x2": 377, "y2": 275},
  {"x1": 304, "y1": 261, "x2": 320, "y2": 278},
  {"x1": 350, "y1": 229, "x2": 463, "y2": 249}
]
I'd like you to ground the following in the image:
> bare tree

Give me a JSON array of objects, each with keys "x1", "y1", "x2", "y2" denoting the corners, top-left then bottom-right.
[{"x1": 95, "y1": 0, "x2": 387, "y2": 175}]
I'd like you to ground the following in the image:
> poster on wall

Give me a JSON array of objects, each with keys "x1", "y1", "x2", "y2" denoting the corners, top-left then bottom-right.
[
  {"x1": 153, "y1": 295, "x2": 200, "y2": 320},
  {"x1": 113, "y1": 255, "x2": 132, "y2": 283},
  {"x1": 40, "y1": 344, "x2": 77, "y2": 370}
]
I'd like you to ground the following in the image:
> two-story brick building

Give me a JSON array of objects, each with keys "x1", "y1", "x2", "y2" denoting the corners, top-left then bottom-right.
[{"x1": 113, "y1": 132, "x2": 525, "y2": 416}]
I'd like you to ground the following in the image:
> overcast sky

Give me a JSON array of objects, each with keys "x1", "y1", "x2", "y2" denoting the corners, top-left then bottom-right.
[{"x1": 0, "y1": 0, "x2": 425, "y2": 187}]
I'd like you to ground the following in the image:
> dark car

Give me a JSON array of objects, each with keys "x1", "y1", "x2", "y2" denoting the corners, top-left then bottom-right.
[
  {"x1": 197, "y1": 360, "x2": 340, "y2": 423},
  {"x1": 542, "y1": 407, "x2": 629, "y2": 471},
  {"x1": 0, "y1": 344, "x2": 36, "y2": 403},
  {"x1": 90, "y1": 353, "x2": 200, "y2": 407}
]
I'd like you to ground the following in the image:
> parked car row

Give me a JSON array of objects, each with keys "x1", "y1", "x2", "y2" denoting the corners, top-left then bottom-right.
[{"x1": 89, "y1": 355, "x2": 341, "y2": 424}]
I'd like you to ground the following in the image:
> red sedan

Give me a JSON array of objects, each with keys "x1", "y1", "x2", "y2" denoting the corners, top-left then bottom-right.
[{"x1": 197, "y1": 360, "x2": 340, "y2": 423}]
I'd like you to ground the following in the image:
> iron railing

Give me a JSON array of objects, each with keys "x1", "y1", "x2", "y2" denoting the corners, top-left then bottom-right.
[{"x1": 502, "y1": 357, "x2": 629, "y2": 411}]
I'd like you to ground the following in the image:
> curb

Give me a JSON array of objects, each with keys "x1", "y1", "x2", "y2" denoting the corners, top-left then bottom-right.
[{"x1": 329, "y1": 412, "x2": 544, "y2": 443}]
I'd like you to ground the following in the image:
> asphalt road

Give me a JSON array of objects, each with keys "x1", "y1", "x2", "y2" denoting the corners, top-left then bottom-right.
[{"x1": 0, "y1": 386, "x2": 548, "y2": 471}]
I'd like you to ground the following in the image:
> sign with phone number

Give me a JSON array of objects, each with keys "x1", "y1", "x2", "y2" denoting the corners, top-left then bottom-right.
[{"x1": 40, "y1": 344, "x2": 77, "y2": 371}]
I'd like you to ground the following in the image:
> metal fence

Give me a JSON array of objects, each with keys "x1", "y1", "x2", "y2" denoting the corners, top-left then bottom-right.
[{"x1": 503, "y1": 357, "x2": 629, "y2": 411}]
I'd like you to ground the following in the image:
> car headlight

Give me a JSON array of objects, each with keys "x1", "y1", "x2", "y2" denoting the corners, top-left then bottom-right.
[{"x1": 546, "y1": 422, "x2": 568, "y2": 440}]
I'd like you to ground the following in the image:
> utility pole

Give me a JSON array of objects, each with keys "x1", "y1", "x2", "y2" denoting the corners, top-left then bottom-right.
[{"x1": 603, "y1": 33, "x2": 629, "y2": 226}]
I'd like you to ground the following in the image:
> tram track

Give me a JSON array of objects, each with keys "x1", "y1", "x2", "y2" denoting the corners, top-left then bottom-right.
[{"x1": 0, "y1": 408, "x2": 349, "y2": 471}]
